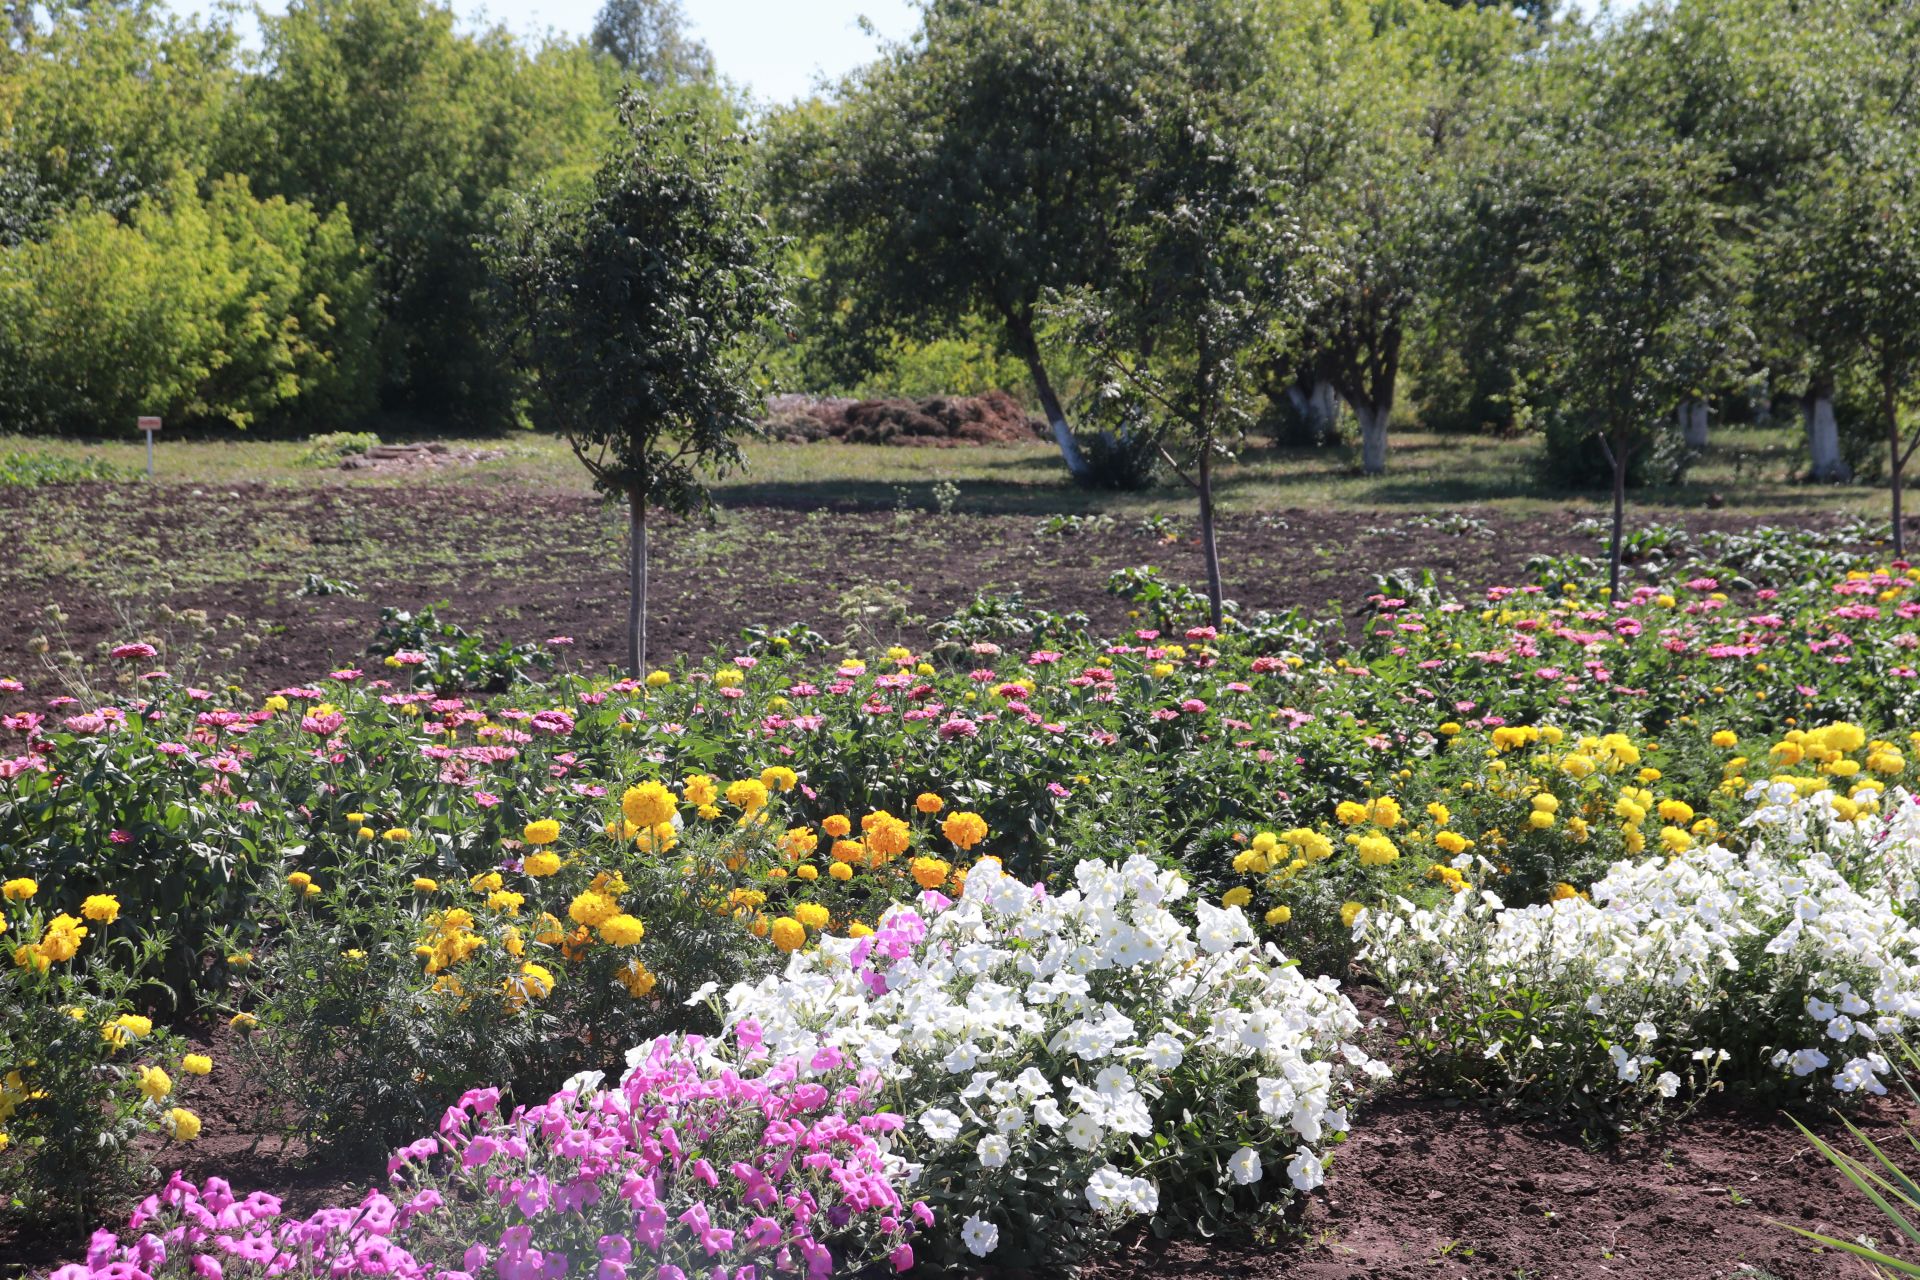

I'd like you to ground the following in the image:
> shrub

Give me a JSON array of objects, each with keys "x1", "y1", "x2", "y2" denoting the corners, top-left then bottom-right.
[
  {"x1": 1357, "y1": 783, "x2": 1920, "y2": 1128},
  {"x1": 715, "y1": 853, "x2": 1387, "y2": 1267},
  {"x1": 55, "y1": 1040, "x2": 921, "y2": 1280},
  {"x1": 364, "y1": 604, "x2": 553, "y2": 693},
  {"x1": 0, "y1": 172, "x2": 375, "y2": 436},
  {"x1": 0, "y1": 451, "x2": 132, "y2": 486},
  {"x1": 294, "y1": 430, "x2": 381, "y2": 467},
  {"x1": 1, "y1": 885, "x2": 206, "y2": 1230}
]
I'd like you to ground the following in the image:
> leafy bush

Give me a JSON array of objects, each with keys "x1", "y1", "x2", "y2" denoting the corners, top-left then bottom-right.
[
  {"x1": 1, "y1": 885, "x2": 206, "y2": 1227},
  {"x1": 0, "y1": 452, "x2": 133, "y2": 487},
  {"x1": 0, "y1": 173, "x2": 375, "y2": 435},
  {"x1": 716, "y1": 854, "x2": 1386, "y2": 1267},
  {"x1": 1358, "y1": 782, "x2": 1920, "y2": 1128},
  {"x1": 294, "y1": 431, "x2": 381, "y2": 467},
  {"x1": 365, "y1": 604, "x2": 554, "y2": 692}
]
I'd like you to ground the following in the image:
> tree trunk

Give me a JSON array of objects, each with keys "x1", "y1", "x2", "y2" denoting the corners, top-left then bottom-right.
[
  {"x1": 627, "y1": 487, "x2": 648, "y2": 676},
  {"x1": 1608, "y1": 440, "x2": 1628, "y2": 600},
  {"x1": 1679, "y1": 400, "x2": 1709, "y2": 449},
  {"x1": 1197, "y1": 447, "x2": 1224, "y2": 630},
  {"x1": 1308, "y1": 380, "x2": 1339, "y2": 444},
  {"x1": 1804, "y1": 390, "x2": 1849, "y2": 482},
  {"x1": 1007, "y1": 312, "x2": 1088, "y2": 481},
  {"x1": 1356, "y1": 403, "x2": 1389, "y2": 475},
  {"x1": 1891, "y1": 374, "x2": 1907, "y2": 560}
]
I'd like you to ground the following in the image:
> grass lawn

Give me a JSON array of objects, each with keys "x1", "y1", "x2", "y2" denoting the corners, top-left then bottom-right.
[{"x1": 0, "y1": 424, "x2": 1882, "y2": 520}]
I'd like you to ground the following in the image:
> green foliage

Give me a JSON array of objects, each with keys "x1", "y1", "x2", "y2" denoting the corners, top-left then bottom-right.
[
  {"x1": 1781, "y1": 1039, "x2": 1920, "y2": 1276},
  {"x1": 0, "y1": 450, "x2": 131, "y2": 486},
  {"x1": 0, "y1": 172, "x2": 375, "y2": 434},
  {"x1": 228, "y1": 817, "x2": 764, "y2": 1155},
  {"x1": 588, "y1": 0, "x2": 711, "y2": 84},
  {"x1": 364, "y1": 603, "x2": 554, "y2": 693},
  {"x1": 293, "y1": 430, "x2": 381, "y2": 467},
  {"x1": 0, "y1": 892, "x2": 200, "y2": 1230}
]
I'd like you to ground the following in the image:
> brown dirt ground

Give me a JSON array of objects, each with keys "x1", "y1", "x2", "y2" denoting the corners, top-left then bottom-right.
[{"x1": 0, "y1": 480, "x2": 1893, "y2": 1278}]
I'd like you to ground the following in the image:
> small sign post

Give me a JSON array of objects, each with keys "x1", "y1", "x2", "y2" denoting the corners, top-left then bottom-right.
[{"x1": 137, "y1": 416, "x2": 161, "y2": 479}]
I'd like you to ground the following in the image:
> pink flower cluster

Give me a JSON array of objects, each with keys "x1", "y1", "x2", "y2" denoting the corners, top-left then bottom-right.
[{"x1": 55, "y1": 1037, "x2": 924, "y2": 1280}]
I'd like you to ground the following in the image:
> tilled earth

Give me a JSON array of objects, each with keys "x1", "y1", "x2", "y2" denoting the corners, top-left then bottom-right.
[{"x1": 0, "y1": 478, "x2": 1893, "y2": 1279}]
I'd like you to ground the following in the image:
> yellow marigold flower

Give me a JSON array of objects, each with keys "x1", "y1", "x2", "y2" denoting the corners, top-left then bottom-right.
[
  {"x1": 770, "y1": 916, "x2": 807, "y2": 952},
  {"x1": 486, "y1": 890, "x2": 524, "y2": 916},
  {"x1": 779, "y1": 827, "x2": 819, "y2": 859},
  {"x1": 1149, "y1": 662, "x2": 1175, "y2": 678},
  {"x1": 165, "y1": 1107, "x2": 201, "y2": 1141},
  {"x1": 181, "y1": 1054, "x2": 212, "y2": 1076},
  {"x1": 645, "y1": 670, "x2": 671, "y2": 687},
  {"x1": 727, "y1": 779, "x2": 770, "y2": 813},
  {"x1": 863, "y1": 811, "x2": 911, "y2": 860},
  {"x1": 682, "y1": 774, "x2": 718, "y2": 806},
  {"x1": 619, "y1": 958, "x2": 657, "y2": 997},
  {"x1": 1711, "y1": 730, "x2": 1738, "y2": 748},
  {"x1": 523, "y1": 851, "x2": 562, "y2": 877},
  {"x1": 915, "y1": 793, "x2": 944, "y2": 814},
  {"x1": 1426, "y1": 803, "x2": 1451, "y2": 826},
  {"x1": 505, "y1": 962, "x2": 555, "y2": 1002},
  {"x1": 412, "y1": 877, "x2": 439, "y2": 892},
  {"x1": 2, "y1": 878, "x2": 36, "y2": 902},
  {"x1": 357, "y1": 827, "x2": 376, "y2": 841},
  {"x1": 1549, "y1": 882, "x2": 1578, "y2": 901},
  {"x1": 1366, "y1": 796, "x2": 1403, "y2": 828},
  {"x1": 1560, "y1": 754, "x2": 1596, "y2": 779},
  {"x1": 822, "y1": 814, "x2": 852, "y2": 838},
  {"x1": 264, "y1": 695, "x2": 289, "y2": 713},
  {"x1": 137, "y1": 1065, "x2": 172, "y2": 1101},
  {"x1": 36, "y1": 913, "x2": 88, "y2": 962},
  {"x1": 287, "y1": 872, "x2": 312, "y2": 889},
  {"x1": 714, "y1": 667, "x2": 745, "y2": 688},
  {"x1": 1830, "y1": 758, "x2": 1862, "y2": 778},
  {"x1": 1434, "y1": 830, "x2": 1469, "y2": 855},
  {"x1": 794, "y1": 902, "x2": 830, "y2": 931},
  {"x1": 622, "y1": 782, "x2": 677, "y2": 829},
  {"x1": 230, "y1": 1012, "x2": 257, "y2": 1031},
  {"x1": 1527, "y1": 810, "x2": 1555, "y2": 831},
  {"x1": 1660, "y1": 826, "x2": 1694, "y2": 853},
  {"x1": 1354, "y1": 835, "x2": 1399, "y2": 867},
  {"x1": 599, "y1": 913, "x2": 646, "y2": 946},
  {"x1": 1264, "y1": 905, "x2": 1292, "y2": 926},
  {"x1": 1333, "y1": 801, "x2": 1368, "y2": 826},
  {"x1": 796, "y1": 864, "x2": 819, "y2": 881},
  {"x1": 103, "y1": 1013, "x2": 153, "y2": 1046},
  {"x1": 1438, "y1": 722, "x2": 1462, "y2": 737},
  {"x1": 828, "y1": 862, "x2": 853, "y2": 882},
  {"x1": 1656, "y1": 799, "x2": 1694, "y2": 824},
  {"x1": 523, "y1": 819, "x2": 560, "y2": 845},
  {"x1": 345, "y1": 812, "x2": 367, "y2": 823},
  {"x1": 1530, "y1": 794, "x2": 1559, "y2": 814},
  {"x1": 568, "y1": 891, "x2": 618, "y2": 928},
  {"x1": 847, "y1": 921, "x2": 875, "y2": 938},
  {"x1": 1221, "y1": 886, "x2": 1252, "y2": 908},
  {"x1": 534, "y1": 913, "x2": 566, "y2": 945},
  {"x1": 381, "y1": 828, "x2": 411, "y2": 843},
  {"x1": 760, "y1": 766, "x2": 799, "y2": 793},
  {"x1": 910, "y1": 856, "x2": 951, "y2": 889},
  {"x1": 469, "y1": 871, "x2": 503, "y2": 894},
  {"x1": 942, "y1": 811, "x2": 989, "y2": 851},
  {"x1": 636, "y1": 822, "x2": 678, "y2": 853},
  {"x1": 81, "y1": 894, "x2": 120, "y2": 923},
  {"x1": 1339, "y1": 902, "x2": 1365, "y2": 929},
  {"x1": 1869, "y1": 749, "x2": 1907, "y2": 775}
]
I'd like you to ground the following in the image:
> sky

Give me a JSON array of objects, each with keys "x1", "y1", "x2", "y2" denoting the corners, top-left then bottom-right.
[{"x1": 169, "y1": 0, "x2": 923, "y2": 103}]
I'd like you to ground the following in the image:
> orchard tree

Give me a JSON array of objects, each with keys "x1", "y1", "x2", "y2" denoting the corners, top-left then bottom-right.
[
  {"x1": 1059, "y1": 0, "x2": 1302, "y2": 627},
  {"x1": 486, "y1": 93, "x2": 784, "y2": 673},
  {"x1": 763, "y1": 0, "x2": 1158, "y2": 482},
  {"x1": 1524, "y1": 135, "x2": 1744, "y2": 597},
  {"x1": 1788, "y1": 133, "x2": 1920, "y2": 554}
]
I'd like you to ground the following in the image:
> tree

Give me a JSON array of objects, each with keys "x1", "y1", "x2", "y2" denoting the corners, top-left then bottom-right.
[
  {"x1": 1275, "y1": 0, "x2": 1520, "y2": 474},
  {"x1": 485, "y1": 93, "x2": 784, "y2": 674},
  {"x1": 234, "y1": 0, "x2": 622, "y2": 427},
  {"x1": 589, "y1": 0, "x2": 712, "y2": 85},
  {"x1": 1521, "y1": 134, "x2": 1744, "y2": 597},
  {"x1": 1058, "y1": 0, "x2": 1301, "y2": 627},
  {"x1": 1786, "y1": 132, "x2": 1920, "y2": 554},
  {"x1": 762, "y1": 0, "x2": 1159, "y2": 482}
]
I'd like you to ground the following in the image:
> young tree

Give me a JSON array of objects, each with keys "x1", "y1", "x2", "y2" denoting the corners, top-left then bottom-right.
[
  {"x1": 1523, "y1": 135, "x2": 1744, "y2": 598},
  {"x1": 1059, "y1": 0, "x2": 1301, "y2": 627},
  {"x1": 762, "y1": 0, "x2": 1159, "y2": 482},
  {"x1": 486, "y1": 93, "x2": 784, "y2": 673}
]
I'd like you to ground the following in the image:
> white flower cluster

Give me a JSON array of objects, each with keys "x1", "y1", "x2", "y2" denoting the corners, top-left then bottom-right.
[
  {"x1": 713, "y1": 854, "x2": 1386, "y2": 1260},
  {"x1": 1360, "y1": 783, "x2": 1920, "y2": 1111}
]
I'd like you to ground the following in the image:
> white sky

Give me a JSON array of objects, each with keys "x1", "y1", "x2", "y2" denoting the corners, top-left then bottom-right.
[{"x1": 170, "y1": 0, "x2": 923, "y2": 103}]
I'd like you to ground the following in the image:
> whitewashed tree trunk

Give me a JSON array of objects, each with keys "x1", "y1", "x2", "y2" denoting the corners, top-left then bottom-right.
[
  {"x1": 1804, "y1": 393, "x2": 1849, "y2": 482},
  {"x1": 1285, "y1": 380, "x2": 1340, "y2": 444},
  {"x1": 1046, "y1": 414, "x2": 1088, "y2": 478},
  {"x1": 1679, "y1": 400, "x2": 1709, "y2": 449},
  {"x1": 1357, "y1": 404, "x2": 1389, "y2": 475}
]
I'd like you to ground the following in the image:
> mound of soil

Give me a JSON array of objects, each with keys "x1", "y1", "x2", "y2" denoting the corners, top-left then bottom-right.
[
  {"x1": 763, "y1": 392, "x2": 1046, "y2": 447},
  {"x1": 338, "y1": 442, "x2": 504, "y2": 472}
]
